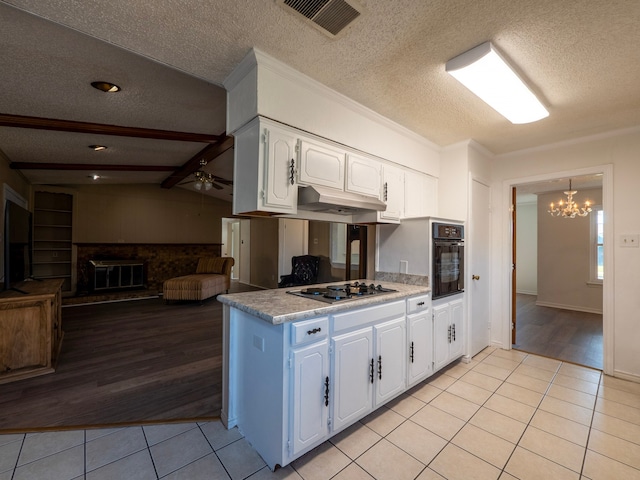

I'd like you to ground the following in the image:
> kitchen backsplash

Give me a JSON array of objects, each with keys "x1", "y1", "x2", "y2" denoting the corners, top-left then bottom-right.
[{"x1": 375, "y1": 271, "x2": 429, "y2": 286}]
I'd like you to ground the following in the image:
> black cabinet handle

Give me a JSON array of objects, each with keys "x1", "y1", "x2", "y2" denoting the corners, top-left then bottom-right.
[
  {"x1": 324, "y1": 376, "x2": 329, "y2": 407},
  {"x1": 383, "y1": 182, "x2": 388, "y2": 201},
  {"x1": 410, "y1": 341, "x2": 414, "y2": 363},
  {"x1": 417, "y1": 301, "x2": 425, "y2": 306},
  {"x1": 452, "y1": 324, "x2": 456, "y2": 342},
  {"x1": 448, "y1": 325, "x2": 452, "y2": 343},
  {"x1": 307, "y1": 327, "x2": 322, "y2": 335},
  {"x1": 370, "y1": 358, "x2": 374, "y2": 384},
  {"x1": 378, "y1": 355, "x2": 382, "y2": 380},
  {"x1": 289, "y1": 159, "x2": 295, "y2": 185}
]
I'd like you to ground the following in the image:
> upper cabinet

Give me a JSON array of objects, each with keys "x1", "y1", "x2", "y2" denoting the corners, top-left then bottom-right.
[
  {"x1": 345, "y1": 154, "x2": 382, "y2": 199},
  {"x1": 234, "y1": 117, "x2": 299, "y2": 215},
  {"x1": 404, "y1": 172, "x2": 438, "y2": 219},
  {"x1": 297, "y1": 139, "x2": 345, "y2": 190},
  {"x1": 380, "y1": 164, "x2": 404, "y2": 222}
]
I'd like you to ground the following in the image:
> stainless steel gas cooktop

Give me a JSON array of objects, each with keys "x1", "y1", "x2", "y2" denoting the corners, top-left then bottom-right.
[{"x1": 287, "y1": 281, "x2": 397, "y2": 304}]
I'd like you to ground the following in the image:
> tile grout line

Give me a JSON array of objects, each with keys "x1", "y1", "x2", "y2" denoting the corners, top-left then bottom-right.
[
  {"x1": 578, "y1": 370, "x2": 603, "y2": 479},
  {"x1": 9, "y1": 433, "x2": 25, "y2": 480},
  {"x1": 140, "y1": 425, "x2": 160, "y2": 479}
]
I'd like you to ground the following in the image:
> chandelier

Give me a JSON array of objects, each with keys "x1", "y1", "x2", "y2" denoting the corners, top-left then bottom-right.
[{"x1": 548, "y1": 179, "x2": 592, "y2": 218}]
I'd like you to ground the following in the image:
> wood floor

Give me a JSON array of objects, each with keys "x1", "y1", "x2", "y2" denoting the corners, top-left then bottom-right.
[
  {"x1": 0, "y1": 282, "x2": 259, "y2": 432},
  {"x1": 514, "y1": 293, "x2": 603, "y2": 370}
]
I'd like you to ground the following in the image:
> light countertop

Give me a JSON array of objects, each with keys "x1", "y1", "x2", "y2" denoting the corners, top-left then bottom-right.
[{"x1": 217, "y1": 280, "x2": 430, "y2": 325}]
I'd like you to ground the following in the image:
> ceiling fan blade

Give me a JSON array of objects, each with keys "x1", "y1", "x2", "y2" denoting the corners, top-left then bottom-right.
[
  {"x1": 212, "y1": 182, "x2": 224, "y2": 190},
  {"x1": 178, "y1": 180, "x2": 195, "y2": 186}
]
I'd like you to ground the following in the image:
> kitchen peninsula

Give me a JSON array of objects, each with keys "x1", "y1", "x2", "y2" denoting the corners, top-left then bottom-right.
[{"x1": 218, "y1": 280, "x2": 462, "y2": 470}]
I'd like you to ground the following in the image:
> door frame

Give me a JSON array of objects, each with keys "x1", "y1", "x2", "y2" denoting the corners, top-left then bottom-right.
[{"x1": 499, "y1": 164, "x2": 613, "y2": 375}]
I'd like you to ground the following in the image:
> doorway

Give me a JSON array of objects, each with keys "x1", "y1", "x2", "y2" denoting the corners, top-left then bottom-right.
[{"x1": 509, "y1": 167, "x2": 611, "y2": 372}]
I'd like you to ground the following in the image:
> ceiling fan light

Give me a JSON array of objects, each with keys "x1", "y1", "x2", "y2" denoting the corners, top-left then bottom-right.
[
  {"x1": 89, "y1": 145, "x2": 107, "y2": 151},
  {"x1": 204, "y1": 181, "x2": 213, "y2": 191},
  {"x1": 91, "y1": 81, "x2": 121, "y2": 93},
  {"x1": 194, "y1": 181, "x2": 202, "y2": 191},
  {"x1": 446, "y1": 42, "x2": 548, "y2": 124}
]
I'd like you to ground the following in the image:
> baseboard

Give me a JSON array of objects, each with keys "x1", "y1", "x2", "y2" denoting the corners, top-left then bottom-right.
[
  {"x1": 516, "y1": 289, "x2": 537, "y2": 295},
  {"x1": 534, "y1": 300, "x2": 603, "y2": 315},
  {"x1": 612, "y1": 369, "x2": 640, "y2": 384}
]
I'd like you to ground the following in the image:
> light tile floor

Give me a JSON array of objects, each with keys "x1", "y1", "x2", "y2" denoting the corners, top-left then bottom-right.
[{"x1": 2, "y1": 347, "x2": 640, "y2": 479}]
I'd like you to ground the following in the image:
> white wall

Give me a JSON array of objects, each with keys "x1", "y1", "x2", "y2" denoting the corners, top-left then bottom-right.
[
  {"x1": 516, "y1": 202, "x2": 537, "y2": 295},
  {"x1": 490, "y1": 127, "x2": 640, "y2": 380}
]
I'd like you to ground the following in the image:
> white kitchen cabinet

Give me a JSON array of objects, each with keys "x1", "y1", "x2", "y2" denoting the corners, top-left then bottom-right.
[
  {"x1": 291, "y1": 338, "x2": 330, "y2": 455},
  {"x1": 404, "y1": 172, "x2": 438, "y2": 218},
  {"x1": 331, "y1": 301, "x2": 406, "y2": 431},
  {"x1": 233, "y1": 117, "x2": 298, "y2": 215},
  {"x1": 297, "y1": 138, "x2": 345, "y2": 190},
  {"x1": 379, "y1": 164, "x2": 404, "y2": 222},
  {"x1": 433, "y1": 297, "x2": 464, "y2": 371},
  {"x1": 374, "y1": 317, "x2": 407, "y2": 405},
  {"x1": 406, "y1": 294, "x2": 433, "y2": 387},
  {"x1": 331, "y1": 326, "x2": 373, "y2": 431},
  {"x1": 345, "y1": 153, "x2": 382, "y2": 199}
]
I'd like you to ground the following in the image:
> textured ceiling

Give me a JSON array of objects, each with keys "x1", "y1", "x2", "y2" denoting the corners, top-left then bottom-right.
[{"x1": 1, "y1": 0, "x2": 638, "y2": 196}]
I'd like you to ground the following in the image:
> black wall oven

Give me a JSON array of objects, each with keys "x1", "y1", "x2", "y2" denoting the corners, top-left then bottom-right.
[{"x1": 432, "y1": 222, "x2": 464, "y2": 299}]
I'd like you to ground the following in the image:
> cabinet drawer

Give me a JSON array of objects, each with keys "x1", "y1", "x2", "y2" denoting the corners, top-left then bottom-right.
[
  {"x1": 407, "y1": 294, "x2": 430, "y2": 314},
  {"x1": 332, "y1": 300, "x2": 405, "y2": 333},
  {"x1": 291, "y1": 317, "x2": 329, "y2": 345}
]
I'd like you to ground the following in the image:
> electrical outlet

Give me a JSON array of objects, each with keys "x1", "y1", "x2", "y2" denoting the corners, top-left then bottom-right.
[
  {"x1": 620, "y1": 234, "x2": 639, "y2": 248},
  {"x1": 400, "y1": 260, "x2": 408, "y2": 273}
]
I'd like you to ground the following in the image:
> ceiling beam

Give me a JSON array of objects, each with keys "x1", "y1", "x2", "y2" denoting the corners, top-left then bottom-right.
[
  {"x1": 10, "y1": 162, "x2": 177, "y2": 172},
  {"x1": 0, "y1": 113, "x2": 223, "y2": 143},
  {"x1": 161, "y1": 135, "x2": 234, "y2": 188}
]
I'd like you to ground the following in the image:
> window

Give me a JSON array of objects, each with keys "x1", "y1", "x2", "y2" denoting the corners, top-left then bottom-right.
[{"x1": 590, "y1": 207, "x2": 604, "y2": 283}]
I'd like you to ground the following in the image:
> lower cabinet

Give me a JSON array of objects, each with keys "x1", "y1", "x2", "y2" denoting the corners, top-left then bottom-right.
[
  {"x1": 291, "y1": 339, "x2": 330, "y2": 455},
  {"x1": 407, "y1": 293, "x2": 433, "y2": 387},
  {"x1": 433, "y1": 297, "x2": 464, "y2": 371},
  {"x1": 230, "y1": 292, "x2": 465, "y2": 470}
]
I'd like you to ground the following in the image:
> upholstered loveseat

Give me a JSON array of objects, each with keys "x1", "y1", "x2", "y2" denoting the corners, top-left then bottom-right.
[{"x1": 163, "y1": 256, "x2": 234, "y2": 303}]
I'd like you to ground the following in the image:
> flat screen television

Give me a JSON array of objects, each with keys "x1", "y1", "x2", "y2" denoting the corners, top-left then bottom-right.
[{"x1": 4, "y1": 200, "x2": 33, "y2": 291}]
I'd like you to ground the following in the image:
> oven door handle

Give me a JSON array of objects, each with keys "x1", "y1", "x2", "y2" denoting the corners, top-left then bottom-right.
[{"x1": 434, "y1": 241, "x2": 464, "y2": 246}]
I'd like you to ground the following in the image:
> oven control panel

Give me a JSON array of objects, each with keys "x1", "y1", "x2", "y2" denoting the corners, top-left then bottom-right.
[{"x1": 433, "y1": 223, "x2": 464, "y2": 240}]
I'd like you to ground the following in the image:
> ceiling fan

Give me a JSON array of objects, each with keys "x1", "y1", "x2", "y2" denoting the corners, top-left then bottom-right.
[{"x1": 178, "y1": 159, "x2": 233, "y2": 191}]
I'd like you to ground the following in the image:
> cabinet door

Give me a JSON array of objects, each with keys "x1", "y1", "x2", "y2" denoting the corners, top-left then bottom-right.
[
  {"x1": 297, "y1": 139, "x2": 345, "y2": 190},
  {"x1": 262, "y1": 125, "x2": 298, "y2": 212},
  {"x1": 433, "y1": 303, "x2": 451, "y2": 371},
  {"x1": 291, "y1": 340, "x2": 330, "y2": 455},
  {"x1": 374, "y1": 317, "x2": 406, "y2": 406},
  {"x1": 331, "y1": 327, "x2": 373, "y2": 431},
  {"x1": 407, "y1": 310, "x2": 433, "y2": 387},
  {"x1": 345, "y1": 154, "x2": 382, "y2": 199},
  {"x1": 449, "y1": 299, "x2": 464, "y2": 360},
  {"x1": 404, "y1": 172, "x2": 438, "y2": 219},
  {"x1": 380, "y1": 165, "x2": 404, "y2": 221}
]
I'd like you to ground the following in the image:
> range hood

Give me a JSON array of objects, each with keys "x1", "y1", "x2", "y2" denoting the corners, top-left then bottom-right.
[{"x1": 297, "y1": 185, "x2": 387, "y2": 215}]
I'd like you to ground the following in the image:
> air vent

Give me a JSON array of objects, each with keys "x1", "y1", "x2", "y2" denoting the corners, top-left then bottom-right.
[{"x1": 279, "y1": 0, "x2": 363, "y2": 37}]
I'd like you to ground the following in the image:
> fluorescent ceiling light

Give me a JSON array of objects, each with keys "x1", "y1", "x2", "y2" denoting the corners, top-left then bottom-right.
[{"x1": 446, "y1": 42, "x2": 549, "y2": 124}]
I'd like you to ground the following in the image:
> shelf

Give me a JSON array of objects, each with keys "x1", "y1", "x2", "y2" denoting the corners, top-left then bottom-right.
[
  {"x1": 33, "y1": 274, "x2": 72, "y2": 279},
  {"x1": 34, "y1": 224, "x2": 72, "y2": 228},
  {"x1": 34, "y1": 239, "x2": 72, "y2": 243},
  {"x1": 33, "y1": 261, "x2": 72, "y2": 265},
  {"x1": 33, "y1": 248, "x2": 72, "y2": 251},
  {"x1": 35, "y1": 208, "x2": 72, "y2": 214}
]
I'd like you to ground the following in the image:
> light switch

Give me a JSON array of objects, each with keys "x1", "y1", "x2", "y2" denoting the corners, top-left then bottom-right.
[
  {"x1": 400, "y1": 260, "x2": 408, "y2": 273},
  {"x1": 620, "y1": 234, "x2": 639, "y2": 248}
]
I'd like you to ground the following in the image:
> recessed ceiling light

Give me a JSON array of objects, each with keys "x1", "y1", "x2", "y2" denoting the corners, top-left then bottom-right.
[
  {"x1": 91, "y1": 81, "x2": 121, "y2": 93},
  {"x1": 88, "y1": 174, "x2": 100, "y2": 181},
  {"x1": 89, "y1": 145, "x2": 107, "y2": 151}
]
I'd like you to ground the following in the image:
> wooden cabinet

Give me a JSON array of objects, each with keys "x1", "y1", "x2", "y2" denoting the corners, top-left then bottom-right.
[
  {"x1": 0, "y1": 279, "x2": 64, "y2": 384},
  {"x1": 433, "y1": 297, "x2": 464, "y2": 371},
  {"x1": 407, "y1": 293, "x2": 433, "y2": 387},
  {"x1": 32, "y1": 191, "x2": 73, "y2": 293},
  {"x1": 345, "y1": 153, "x2": 382, "y2": 199},
  {"x1": 233, "y1": 117, "x2": 299, "y2": 215},
  {"x1": 297, "y1": 138, "x2": 345, "y2": 190}
]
